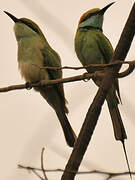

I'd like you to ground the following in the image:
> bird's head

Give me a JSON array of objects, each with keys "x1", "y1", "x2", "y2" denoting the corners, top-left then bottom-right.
[
  {"x1": 78, "y1": 2, "x2": 115, "y2": 30},
  {"x1": 4, "y1": 11, "x2": 45, "y2": 41}
]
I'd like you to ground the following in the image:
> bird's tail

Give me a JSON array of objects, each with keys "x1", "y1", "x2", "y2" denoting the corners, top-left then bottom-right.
[
  {"x1": 106, "y1": 90, "x2": 127, "y2": 141},
  {"x1": 107, "y1": 90, "x2": 132, "y2": 179},
  {"x1": 38, "y1": 88, "x2": 77, "y2": 148},
  {"x1": 56, "y1": 110, "x2": 77, "y2": 147}
]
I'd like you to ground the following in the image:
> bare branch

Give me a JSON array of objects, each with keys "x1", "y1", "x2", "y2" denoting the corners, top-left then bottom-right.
[
  {"x1": 41, "y1": 148, "x2": 48, "y2": 180},
  {"x1": 19, "y1": 164, "x2": 44, "y2": 180},
  {"x1": 32, "y1": 60, "x2": 135, "y2": 71},
  {"x1": 0, "y1": 72, "x2": 93, "y2": 92},
  {"x1": 31, "y1": 170, "x2": 44, "y2": 180},
  {"x1": 18, "y1": 164, "x2": 135, "y2": 180},
  {"x1": 0, "y1": 61, "x2": 134, "y2": 93}
]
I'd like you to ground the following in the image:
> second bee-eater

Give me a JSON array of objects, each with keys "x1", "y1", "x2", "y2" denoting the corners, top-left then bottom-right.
[
  {"x1": 74, "y1": 2, "x2": 132, "y2": 178},
  {"x1": 4, "y1": 11, "x2": 76, "y2": 147}
]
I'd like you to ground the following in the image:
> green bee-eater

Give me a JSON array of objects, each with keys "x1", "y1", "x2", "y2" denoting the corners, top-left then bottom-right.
[
  {"x1": 4, "y1": 11, "x2": 76, "y2": 147},
  {"x1": 74, "y1": 2, "x2": 132, "y2": 177}
]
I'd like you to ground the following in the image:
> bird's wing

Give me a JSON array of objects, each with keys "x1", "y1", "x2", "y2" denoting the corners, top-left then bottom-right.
[
  {"x1": 41, "y1": 48, "x2": 62, "y2": 79},
  {"x1": 96, "y1": 32, "x2": 121, "y2": 102},
  {"x1": 41, "y1": 48, "x2": 68, "y2": 105},
  {"x1": 96, "y1": 33, "x2": 113, "y2": 64}
]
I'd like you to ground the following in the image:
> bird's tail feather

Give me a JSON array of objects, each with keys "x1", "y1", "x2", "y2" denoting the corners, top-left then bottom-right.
[
  {"x1": 56, "y1": 110, "x2": 77, "y2": 147},
  {"x1": 106, "y1": 92, "x2": 127, "y2": 141},
  {"x1": 107, "y1": 91, "x2": 133, "y2": 179},
  {"x1": 38, "y1": 88, "x2": 76, "y2": 147}
]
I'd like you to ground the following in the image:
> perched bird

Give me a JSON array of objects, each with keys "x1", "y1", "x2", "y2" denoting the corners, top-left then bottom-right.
[
  {"x1": 4, "y1": 11, "x2": 76, "y2": 147},
  {"x1": 74, "y1": 2, "x2": 132, "y2": 178}
]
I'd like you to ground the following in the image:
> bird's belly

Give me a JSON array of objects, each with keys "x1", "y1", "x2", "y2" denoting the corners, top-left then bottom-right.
[{"x1": 18, "y1": 61, "x2": 49, "y2": 83}]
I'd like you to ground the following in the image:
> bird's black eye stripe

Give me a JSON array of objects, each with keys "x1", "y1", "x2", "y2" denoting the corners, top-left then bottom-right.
[{"x1": 20, "y1": 19, "x2": 40, "y2": 34}]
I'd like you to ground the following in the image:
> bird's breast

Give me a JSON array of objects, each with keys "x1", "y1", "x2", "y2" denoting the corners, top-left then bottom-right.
[
  {"x1": 18, "y1": 46, "x2": 49, "y2": 83},
  {"x1": 18, "y1": 60, "x2": 49, "y2": 83},
  {"x1": 17, "y1": 37, "x2": 49, "y2": 83},
  {"x1": 75, "y1": 29, "x2": 105, "y2": 66}
]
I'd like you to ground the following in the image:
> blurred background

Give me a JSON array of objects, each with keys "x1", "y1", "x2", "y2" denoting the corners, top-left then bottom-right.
[{"x1": 1, "y1": 0, "x2": 135, "y2": 179}]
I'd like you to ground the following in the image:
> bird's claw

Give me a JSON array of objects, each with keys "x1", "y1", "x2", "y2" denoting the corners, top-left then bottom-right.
[
  {"x1": 83, "y1": 73, "x2": 90, "y2": 82},
  {"x1": 25, "y1": 82, "x2": 32, "y2": 90}
]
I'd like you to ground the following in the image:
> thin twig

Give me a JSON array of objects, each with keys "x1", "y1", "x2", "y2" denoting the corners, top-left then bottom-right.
[
  {"x1": 0, "y1": 72, "x2": 100, "y2": 93},
  {"x1": 32, "y1": 60, "x2": 135, "y2": 71},
  {"x1": 41, "y1": 148, "x2": 48, "y2": 180},
  {"x1": 31, "y1": 169, "x2": 44, "y2": 180},
  {"x1": 18, "y1": 164, "x2": 135, "y2": 179},
  {"x1": 0, "y1": 62, "x2": 134, "y2": 93},
  {"x1": 21, "y1": 165, "x2": 44, "y2": 180}
]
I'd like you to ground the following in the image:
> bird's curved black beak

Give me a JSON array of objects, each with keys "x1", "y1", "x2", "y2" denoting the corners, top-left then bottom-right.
[
  {"x1": 99, "y1": 2, "x2": 115, "y2": 15},
  {"x1": 4, "y1": 11, "x2": 19, "y2": 23}
]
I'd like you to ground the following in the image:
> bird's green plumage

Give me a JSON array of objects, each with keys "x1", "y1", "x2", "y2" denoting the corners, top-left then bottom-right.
[
  {"x1": 16, "y1": 24, "x2": 67, "y2": 112},
  {"x1": 5, "y1": 12, "x2": 76, "y2": 147},
  {"x1": 75, "y1": 5, "x2": 133, "y2": 178},
  {"x1": 74, "y1": 6, "x2": 127, "y2": 141},
  {"x1": 75, "y1": 28, "x2": 113, "y2": 67}
]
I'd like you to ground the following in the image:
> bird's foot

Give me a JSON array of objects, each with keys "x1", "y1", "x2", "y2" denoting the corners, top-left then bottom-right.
[
  {"x1": 83, "y1": 72, "x2": 91, "y2": 82},
  {"x1": 25, "y1": 82, "x2": 32, "y2": 90}
]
